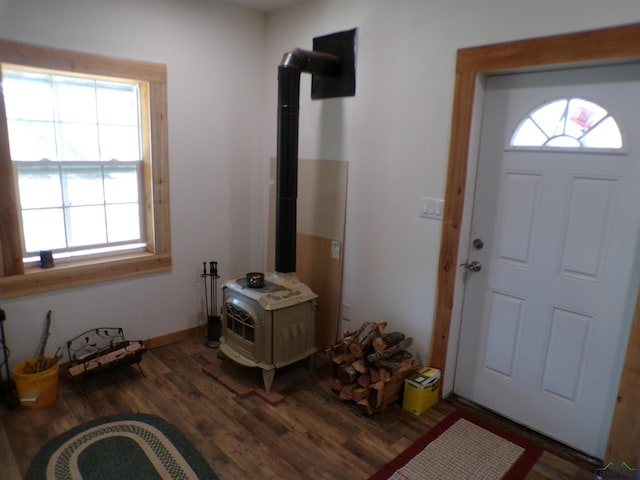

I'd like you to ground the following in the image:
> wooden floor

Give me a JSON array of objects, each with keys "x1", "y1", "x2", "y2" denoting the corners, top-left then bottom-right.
[{"x1": 0, "y1": 336, "x2": 599, "y2": 479}]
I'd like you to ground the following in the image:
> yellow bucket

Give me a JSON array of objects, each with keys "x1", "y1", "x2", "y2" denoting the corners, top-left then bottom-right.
[{"x1": 12, "y1": 358, "x2": 59, "y2": 408}]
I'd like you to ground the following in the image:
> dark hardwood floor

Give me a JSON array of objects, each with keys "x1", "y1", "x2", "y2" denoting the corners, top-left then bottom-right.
[{"x1": 0, "y1": 336, "x2": 599, "y2": 479}]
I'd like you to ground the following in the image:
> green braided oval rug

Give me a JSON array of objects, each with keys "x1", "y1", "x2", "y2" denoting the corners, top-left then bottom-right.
[{"x1": 27, "y1": 413, "x2": 218, "y2": 480}]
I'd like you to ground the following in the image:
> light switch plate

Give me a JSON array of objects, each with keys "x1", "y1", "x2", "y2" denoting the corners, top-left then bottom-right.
[
  {"x1": 420, "y1": 197, "x2": 444, "y2": 220},
  {"x1": 331, "y1": 241, "x2": 341, "y2": 259}
]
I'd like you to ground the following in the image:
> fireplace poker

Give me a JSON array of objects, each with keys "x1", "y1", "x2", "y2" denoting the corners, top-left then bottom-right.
[{"x1": 202, "y1": 262, "x2": 209, "y2": 322}]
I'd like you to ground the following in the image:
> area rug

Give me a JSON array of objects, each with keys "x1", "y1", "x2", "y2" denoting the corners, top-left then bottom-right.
[
  {"x1": 27, "y1": 413, "x2": 217, "y2": 480},
  {"x1": 369, "y1": 410, "x2": 543, "y2": 480}
]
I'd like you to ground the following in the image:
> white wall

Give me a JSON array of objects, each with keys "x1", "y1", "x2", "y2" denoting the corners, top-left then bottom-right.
[
  {"x1": 0, "y1": 0, "x2": 267, "y2": 364},
  {"x1": 3, "y1": 0, "x2": 640, "y2": 374},
  {"x1": 263, "y1": 0, "x2": 640, "y2": 367}
]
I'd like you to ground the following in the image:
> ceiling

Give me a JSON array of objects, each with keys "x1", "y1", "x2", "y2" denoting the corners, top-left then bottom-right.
[{"x1": 223, "y1": 0, "x2": 308, "y2": 12}]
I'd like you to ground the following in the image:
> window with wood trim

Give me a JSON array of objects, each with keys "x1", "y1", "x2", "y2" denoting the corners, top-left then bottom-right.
[
  {"x1": 510, "y1": 98, "x2": 623, "y2": 150},
  {"x1": 0, "y1": 40, "x2": 171, "y2": 298}
]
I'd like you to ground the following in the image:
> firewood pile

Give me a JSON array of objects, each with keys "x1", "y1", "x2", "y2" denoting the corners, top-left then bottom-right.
[{"x1": 327, "y1": 321, "x2": 419, "y2": 416}]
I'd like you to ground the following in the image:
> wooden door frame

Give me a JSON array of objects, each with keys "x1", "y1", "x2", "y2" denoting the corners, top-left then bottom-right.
[{"x1": 431, "y1": 22, "x2": 640, "y2": 462}]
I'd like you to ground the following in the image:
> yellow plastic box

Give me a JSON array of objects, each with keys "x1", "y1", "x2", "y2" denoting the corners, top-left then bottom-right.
[{"x1": 403, "y1": 367, "x2": 440, "y2": 416}]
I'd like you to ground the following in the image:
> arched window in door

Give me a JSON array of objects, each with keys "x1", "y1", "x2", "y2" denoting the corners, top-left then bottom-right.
[{"x1": 510, "y1": 98, "x2": 623, "y2": 149}]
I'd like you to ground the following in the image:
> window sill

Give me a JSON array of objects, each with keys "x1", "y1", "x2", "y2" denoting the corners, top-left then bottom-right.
[{"x1": 0, "y1": 252, "x2": 171, "y2": 299}]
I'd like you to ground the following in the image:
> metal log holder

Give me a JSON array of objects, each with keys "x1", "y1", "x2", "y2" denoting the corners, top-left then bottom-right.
[
  {"x1": 202, "y1": 261, "x2": 221, "y2": 348},
  {"x1": 65, "y1": 327, "x2": 146, "y2": 396}
]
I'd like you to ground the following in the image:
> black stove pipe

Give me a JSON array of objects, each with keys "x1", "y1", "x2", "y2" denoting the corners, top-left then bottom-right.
[{"x1": 275, "y1": 48, "x2": 340, "y2": 273}]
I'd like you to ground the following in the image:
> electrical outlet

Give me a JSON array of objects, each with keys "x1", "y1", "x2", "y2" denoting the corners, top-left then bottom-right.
[{"x1": 342, "y1": 303, "x2": 352, "y2": 321}]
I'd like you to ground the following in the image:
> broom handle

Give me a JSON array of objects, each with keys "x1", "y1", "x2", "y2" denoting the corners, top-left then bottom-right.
[{"x1": 36, "y1": 310, "x2": 52, "y2": 373}]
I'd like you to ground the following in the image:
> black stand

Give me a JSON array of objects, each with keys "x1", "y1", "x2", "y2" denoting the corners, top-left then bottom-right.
[
  {"x1": 202, "y1": 261, "x2": 221, "y2": 348},
  {"x1": 0, "y1": 308, "x2": 19, "y2": 409}
]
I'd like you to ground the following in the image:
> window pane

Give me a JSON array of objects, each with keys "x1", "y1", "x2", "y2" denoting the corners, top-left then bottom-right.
[
  {"x1": 66, "y1": 205, "x2": 106, "y2": 247},
  {"x1": 106, "y1": 204, "x2": 140, "y2": 242},
  {"x1": 53, "y1": 76, "x2": 97, "y2": 124},
  {"x1": 17, "y1": 166, "x2": 62, "y2": 209},
  {"x1": 566, "y1": 98, "x2": 607, "y2": 138},
  {"x1": 582, "y1": 117, "x2": 622, "y2": 149},
  {"x1": 530, "y1": 100, "x2": 567, "y2": 138},
  {"x1": 99, "y1": 125, "x2": 141, "y2": 160},
  {"x1": 511, "y1": 97, "x2": 623, "y2": 150},
  {"x1": 546, "y1": 136, "x2": 581, "y2": 148},
  {"x1": 61, "y1": 166, "x2": 104, "y2": 206},
  {"x1": 8, "y1": 120, "x2": 57, "y2": 161},
  {"x1": 22, "y1": 208, "x2": 67, "y2": 252},
  {"x1": 104, "y1": 165, "x2": 139, "y2": 203},
  {"x1": 97, "y1": 82, "x2": 139, "y2": 126},
  {"x1": 511, "y1": 118, "x2": 548, "y2": 147},
  {"x1": 57, "y1": 123, "x2": 100, "y2": 160},
  {"x1": 2, "y1": 71, "x2": 54, "y2": 121}
]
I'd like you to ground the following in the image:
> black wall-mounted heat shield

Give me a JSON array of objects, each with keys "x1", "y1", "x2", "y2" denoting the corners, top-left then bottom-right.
[
  {"x1": 275, "y1": 29, "x2": 357, "y2": 274},
  {"x1": 312, "y1": 28, "x2": 357, "y2": 100}
]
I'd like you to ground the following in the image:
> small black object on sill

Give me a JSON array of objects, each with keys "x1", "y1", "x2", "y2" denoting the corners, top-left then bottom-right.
[{"x1": 39, "y1": 250, "x2": 54, "y2": 268}]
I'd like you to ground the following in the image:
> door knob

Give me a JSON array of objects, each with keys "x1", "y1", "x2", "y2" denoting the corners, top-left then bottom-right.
[{"x1": 462, "y1": 260, "x2": 482, "y2": 272}]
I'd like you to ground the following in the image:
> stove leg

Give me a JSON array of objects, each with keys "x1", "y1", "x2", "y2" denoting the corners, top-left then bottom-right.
[{"x1": 262, "y1": 368, "x2": 275, "y2": 393}]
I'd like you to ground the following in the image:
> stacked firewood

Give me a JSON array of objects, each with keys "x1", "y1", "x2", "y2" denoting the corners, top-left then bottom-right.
[{"x1": 327, "y1": 321, "x2": 419, "y2": 415}]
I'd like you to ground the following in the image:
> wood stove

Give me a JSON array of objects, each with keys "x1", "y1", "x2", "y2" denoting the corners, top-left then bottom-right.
[
  {"x1": 219, "y1": 273, "x2": 317, "y2": 392},
  {"x1": 218, "y1": 29, "x2": 356, "y2": 393}
]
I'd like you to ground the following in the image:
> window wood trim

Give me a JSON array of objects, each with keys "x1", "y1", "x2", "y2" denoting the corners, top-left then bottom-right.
[
  {"x1": 0, "y1": 39, "x2": 171, "y2": 298},
  {"x1": 432, "y1": 22, "x2": 640, "y2": 463}
]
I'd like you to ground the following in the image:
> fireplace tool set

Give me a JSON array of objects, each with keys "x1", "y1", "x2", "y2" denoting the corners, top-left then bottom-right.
[
  {"x1": 0, "y1": 307, "x2": 18, "y2": 409},
  {"x1": 202, "y1": 261, "x2": 221, "y2": 348}
]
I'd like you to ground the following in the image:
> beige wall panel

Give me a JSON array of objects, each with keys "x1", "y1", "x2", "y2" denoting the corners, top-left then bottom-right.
[
  {"x1": 267, "y1": 158, "x2": 348, "y2": 347},
  {"x1": 296, "y1": 233, "x2": 343, "y2": 348}
]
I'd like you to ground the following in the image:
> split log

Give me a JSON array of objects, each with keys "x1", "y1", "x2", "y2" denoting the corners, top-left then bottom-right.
[
  {"x1": 337, "y1": 363, "x2": 358, "y2": 384},
  {"x1": 395, "y1": 357, "x2": 419, "y2": 375},
  {"x1": 67, "y1": 342, "x2": 145, "y2": 378},
  {"x1": 375, "y1": 320, "x2": 388, "y2": 333},
  {"x1": 332, "y1": 354, "x2": 345, "y2": 366},
  {"x1": 339, "y1": 384, "x2": 357, "y2": 401},
  {"x1": 351, "y1": 387, "x2": 369, "y2": 403},
  {"x1": 342, "y1": 352, "x2": 357, "y2": 364},
  {"x1": 375, "y1": 351, "x2": 414, "y2": 371},
  {"x1": 357, "y1": 374, "x2": 371, "y2": 388},
  {"x1": 328, "y1": 378, "x2": 343, "y2": 392},
  {"x1": 366, "y1": 337, "x2": 413, "y2": 366},
  {"x1": 352, "y1": 358, "x2": 369, "y2": 374},
  {"x1": 348, "y1": 322, "x2": 379, "y2": 358},
  {"x1": 341, "y1": 322, "x2": 371, "y2": 348},
  {"x1": 369, "y1": 380, "x2": 385, "y2": 409},
  {"x1": 372, "y1": 332, "x2": 406, "y2": 353},
  {"x1": 331, "y1": 354, "x2": 345, "y2": 376}
]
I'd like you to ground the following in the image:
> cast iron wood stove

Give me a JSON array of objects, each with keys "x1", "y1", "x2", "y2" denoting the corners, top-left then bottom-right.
[
  {"x1": 219, "y1": 29, "x2": 356, "y2": 392},
  {"x1": 220, "y1": 273, "x2": 317, "y2": 392}
]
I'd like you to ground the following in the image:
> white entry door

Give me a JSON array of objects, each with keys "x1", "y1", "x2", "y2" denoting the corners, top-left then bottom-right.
[{"x1": 454, "y1": 63, "x2": 640, "y2": 459}]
